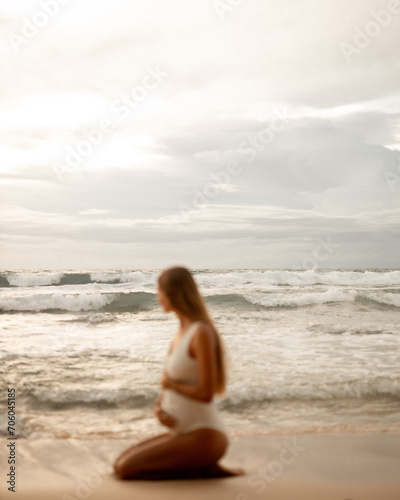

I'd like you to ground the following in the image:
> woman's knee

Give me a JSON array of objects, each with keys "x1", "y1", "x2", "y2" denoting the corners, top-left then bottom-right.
[
  {"x1": 113, "y1": 458, "x2": 140, "y2": 480},
  {"x1": 194, "y1": 429, "x2": 228, "y2": 462},
  {"x1": 213, "y1": 431, "x2": 229, "y2": 459},
  {"x1": 113, "y1": 459, "x2": 124, "y2": 479},
  {"x1": 113, "y1": 453, "x2": 139, "y2": 480}
]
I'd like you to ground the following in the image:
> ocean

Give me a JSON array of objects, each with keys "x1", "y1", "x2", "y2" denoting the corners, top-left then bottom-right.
[{"x1": 1, "y1": 268, "x2": 400, "y2": 440}]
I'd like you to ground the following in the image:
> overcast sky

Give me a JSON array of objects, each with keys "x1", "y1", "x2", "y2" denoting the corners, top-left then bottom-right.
[{"x1": 1, "y1": 0, "x2": 399, "y2": 270}]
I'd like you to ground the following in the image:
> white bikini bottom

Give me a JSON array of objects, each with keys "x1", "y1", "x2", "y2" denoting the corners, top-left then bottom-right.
[{"x1": 161, "y1": 389, "x2": 227, "y2": 436}]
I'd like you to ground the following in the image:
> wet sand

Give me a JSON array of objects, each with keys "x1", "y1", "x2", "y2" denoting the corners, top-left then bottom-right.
[{"x1": 1, "y1": 432, "x2": 399, "y2": 499}]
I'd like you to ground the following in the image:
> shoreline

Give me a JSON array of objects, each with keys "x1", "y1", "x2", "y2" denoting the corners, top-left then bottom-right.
[{"x1": 1, "y1": 431, "x2": 399, "y2": 499}]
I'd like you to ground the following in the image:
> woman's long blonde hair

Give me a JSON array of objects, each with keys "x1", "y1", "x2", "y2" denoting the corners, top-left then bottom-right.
[{"x1": 158, "y1": 266, "x2": 227, "y2": 397}]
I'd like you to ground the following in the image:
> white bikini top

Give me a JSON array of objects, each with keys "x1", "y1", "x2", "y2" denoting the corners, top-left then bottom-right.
[{"x1": 164, "y1": 321, "x2": 201, "y2": 384}]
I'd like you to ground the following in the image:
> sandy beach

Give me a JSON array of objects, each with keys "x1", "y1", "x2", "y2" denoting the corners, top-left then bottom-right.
[{"x1": 1, "y1": 432, "x2": 399, "y2": 499}]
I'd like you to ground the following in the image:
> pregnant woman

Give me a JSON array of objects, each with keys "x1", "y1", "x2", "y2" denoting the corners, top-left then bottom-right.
[{"x1": 113, "y1": 266, "x2": 241, "y2": 480}]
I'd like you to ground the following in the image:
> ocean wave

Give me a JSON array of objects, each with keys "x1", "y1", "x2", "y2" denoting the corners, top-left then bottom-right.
[
  {"x1": 2, "y1": 268, "x2": 400, "y2": 289},
  {"x1": 0, "y1": 270, "x2": 155, "y2": 288},
  {"x1": 90, "y1": 270, "x2": 154, "y2": 285},
  {"x1": 360, "y1": 292, "x2": 400, "y2": 309},
  {"x1": 6, "y1": 272, "x2": 64, "y2": 287},
  {"x1": 0, "y1": 288, "x2": 367, "y2": 313},
  {"x1": 307, "y1": 322, "x2": 399, "y2": 336},
  {"x1": 242, "y1": 288, "x2": 357, "y2": 308},
  {"x1": 64, "y1": 313, "x2": 119, "y2": 324},
  {"x1": 8, "y1": 377, "x2": 400, "y2": 413},
  {"x1": 0, "y1": 291, "x2": 157, "y2": 313},
  {"x1": 196, "y1": 269, "x2": 400, "y2": 288},
  {"x1": 27, "y1": 387, "x2": 158, "y2": 409},
  {"x1": 221, "y1": 377, "x2": 400, "y2": 408}
]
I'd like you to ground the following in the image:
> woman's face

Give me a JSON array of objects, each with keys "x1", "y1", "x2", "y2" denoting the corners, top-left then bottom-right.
[{"x1": 157, "y1": 284, "x2": 173, "y2": 313}]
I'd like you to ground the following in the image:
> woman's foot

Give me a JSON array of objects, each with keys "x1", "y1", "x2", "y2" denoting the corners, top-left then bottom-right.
[{"x1": 202, "y1": 463, "x2": 245, "y2": 478}]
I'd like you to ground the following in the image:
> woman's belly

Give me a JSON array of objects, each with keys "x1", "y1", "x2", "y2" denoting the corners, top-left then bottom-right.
[{"x1": 161, "y1": 389, "x2": 226, "y2": 435}]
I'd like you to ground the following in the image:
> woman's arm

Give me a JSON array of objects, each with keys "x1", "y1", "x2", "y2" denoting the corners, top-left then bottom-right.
[{"x1": 161, "y1": 324, "x2": 216, "y2": 403}]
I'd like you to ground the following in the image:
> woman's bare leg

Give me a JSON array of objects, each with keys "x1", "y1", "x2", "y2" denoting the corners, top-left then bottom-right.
[
  {"x1": 114, "y1": 428, "x2": 224, "y2": 479},
  {"x1": 114, "y1": 428, "x2": 243, "y2": 480},
  {"x1": 113, "y1": 431, "x2": 172, "y2": 471}
]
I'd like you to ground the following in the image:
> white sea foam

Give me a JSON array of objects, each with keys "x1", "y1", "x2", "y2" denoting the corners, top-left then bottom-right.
[
  {"x1": 227, "y1": 375, "x2": 400, "y2": 403},
  {"x1": 0, "y1": 291, "x2": 115, "y2": 312},
  {"x1": 90, "y1": 270, "x2": 155, "y2": 285},
  {"x1": 363, "y1": 291, "x2": 400, "y2": 308},
  {"x1": 6, "y1": 272, "x2": 63, "y2": 287},
  {"x1": 243, "y1": 288, "x2": 357, "y2": 308},
  {"x1": 89, "y1": 272, "x2": 120, "y2": 283},
  {"x1": 119, "y1": 271, "x2": 155, "y2": 284},
  {"x1": 31, "y1": 386, "x2": 154, "y2": 406},
  {"x1": 4, "y1": 269, "x2": 400, "y2": 289},
  {"x1": 196, "y1": 269, "x2": 400, "y2": 288},
  {"x1": 307, "y1": 322, "x2": 399, "y2": 336},
  {"x1": 23, "y1": 375, "x2": 400, "y2": 407}
]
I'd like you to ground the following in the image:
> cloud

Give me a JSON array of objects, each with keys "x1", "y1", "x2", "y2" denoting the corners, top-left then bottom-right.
[
  {"x1": 1, "y1": 0, "x2": 399, "y2": 269},
  {"x1": 2, "y1": 202, "x2": 399, "y2": 242},
  {"x1": 78, "y1": 209, "x2": 112, "y2": 215},
  {"x1": 1, "y1": 203, "x2": 399, "y2": 269}
]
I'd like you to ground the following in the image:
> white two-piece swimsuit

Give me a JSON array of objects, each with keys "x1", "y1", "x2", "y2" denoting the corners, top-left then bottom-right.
[{"x1": 161, "y1": 321, "x2": 227, "y2": 437}]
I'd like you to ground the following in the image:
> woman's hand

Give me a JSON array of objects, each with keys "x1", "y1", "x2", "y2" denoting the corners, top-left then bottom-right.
[{"x1": 153, "y1": 393, "x2": 177, "y2": 428}]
